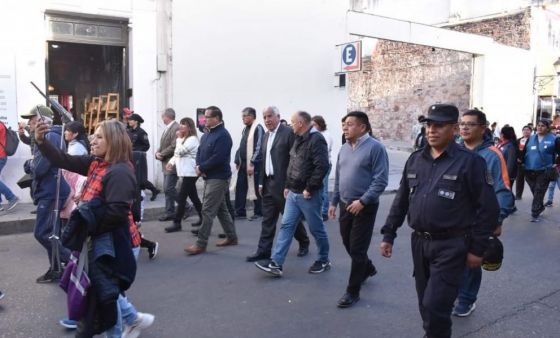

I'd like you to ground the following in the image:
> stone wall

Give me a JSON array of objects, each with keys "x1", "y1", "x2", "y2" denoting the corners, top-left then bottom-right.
[{"x1": 347, "y1": 10, "x2": 531, "y2": 142}]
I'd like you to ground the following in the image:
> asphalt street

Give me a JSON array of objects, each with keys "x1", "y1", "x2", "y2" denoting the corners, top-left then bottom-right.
[{"x1": 1, "y1": 190, "x2": 559, "y2": 338}]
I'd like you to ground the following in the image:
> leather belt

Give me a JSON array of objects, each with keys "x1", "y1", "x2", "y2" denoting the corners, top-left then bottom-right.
[{"x1": 413, "y1": 228, "x2": 467, "y2": 240}]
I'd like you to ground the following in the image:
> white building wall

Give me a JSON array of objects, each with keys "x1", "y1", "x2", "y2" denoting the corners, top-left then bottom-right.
[
  {"x1": 171, "y1": 0, "x2": 348, "y2": 176},
  {"x1": 0, "y1": 0, "x2": 159, "y2": 202}
]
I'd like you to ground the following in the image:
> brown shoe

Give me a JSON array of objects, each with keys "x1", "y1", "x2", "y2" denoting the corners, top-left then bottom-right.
[
  {"x1": 216, "y1": 238, "x2": 238, "y2": 247},
  {"x1": 184, "y1": 244, "x2": 206, "y2": 255}
]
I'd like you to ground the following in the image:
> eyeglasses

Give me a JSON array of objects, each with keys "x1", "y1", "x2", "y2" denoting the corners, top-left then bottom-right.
[{"x1": 459, "y1": 122, "x2": 485, "y2": 128}]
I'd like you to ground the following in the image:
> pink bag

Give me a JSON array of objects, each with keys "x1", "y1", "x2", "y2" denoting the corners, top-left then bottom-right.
[{"x1": 59, "y1": 240, "x2": 90, "y2": 321}]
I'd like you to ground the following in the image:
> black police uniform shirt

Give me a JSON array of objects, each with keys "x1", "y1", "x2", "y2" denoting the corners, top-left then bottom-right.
[
  {"x1": 381, "y1": 141, "x2": 499, "y2": 257},
  {"x1": 128, "y1": 127, "x2": 150, "y2": 152}
]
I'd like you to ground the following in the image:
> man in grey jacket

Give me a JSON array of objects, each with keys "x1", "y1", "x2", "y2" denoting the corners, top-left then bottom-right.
[
  {"x1": 156, "y1": 108, "x2": 179, "y2": 221},
  {"x1": 329, "y1": 111, "x2": 389, "y2": 308}
]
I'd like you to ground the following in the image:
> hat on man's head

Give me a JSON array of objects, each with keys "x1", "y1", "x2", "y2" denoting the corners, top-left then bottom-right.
[
  {"x1": 20, "y1": 105, "x2": 54, "y2": 120},
  {"x1": 482, "y1": 236, "x2": 504, "y2": 272},
  {"x1": 420, "y1": 104, "x2": 459, "y2": 124},
  {"x1": 128, "y1": 113, "x2": 144, "y2": 124}
]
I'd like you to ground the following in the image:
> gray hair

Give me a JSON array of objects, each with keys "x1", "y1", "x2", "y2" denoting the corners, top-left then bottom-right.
[
  {"x1": 163, "y1": 108, "x2": 176, "y2": 120},
  {"x1": 264, "y1": 106, "x2": 281, "y2": 117}
]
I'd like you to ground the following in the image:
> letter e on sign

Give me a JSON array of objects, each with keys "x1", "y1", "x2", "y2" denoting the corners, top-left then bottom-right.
[{"x1": 340, "y1": 41, "x2": 361, "y2": 72}]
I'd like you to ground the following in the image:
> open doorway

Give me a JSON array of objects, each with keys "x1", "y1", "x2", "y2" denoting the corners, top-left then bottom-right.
[{"x1": 47, "y1": 41, "x2": 125, "y2": 126}]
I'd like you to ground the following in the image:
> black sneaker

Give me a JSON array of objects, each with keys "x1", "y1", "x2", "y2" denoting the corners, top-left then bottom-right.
[
  {"x1": 544, "y1": 201, "x2": 553, "y2": 207},
  {"x1": 36, "y1": 269, "x2": 61, "y2": 283},
  {"x1": 255, "y1": 259, "x2": 283, "y2": 277},
  {"x1": 309, "y1": 260, "x2": 331, "y2": 274},
  {"x1": 148, "y1": 242, "x2": 159, "y2": 260}
]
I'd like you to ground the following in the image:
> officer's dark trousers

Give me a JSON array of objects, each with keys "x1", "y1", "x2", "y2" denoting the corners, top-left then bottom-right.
[
  {"x1": 256, "y1": 177, "x2": 309, "y2": 256},
  {"x1": 339, "y1": 201, "x2": 379, "y2": 296},
  {"x1": 234, "y1": 164, "x2": 262, "y2": 217},
  {"x1": 411, "y1": 233, "x2": 468, "y2": 338},
  {"x1": 525, "y1": 170, "x2": 549, "y2": 217}
]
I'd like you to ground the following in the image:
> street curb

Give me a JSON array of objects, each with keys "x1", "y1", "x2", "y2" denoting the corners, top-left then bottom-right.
[{"x1": 0, "y1": 206, "x2": 166, "y2": 237}]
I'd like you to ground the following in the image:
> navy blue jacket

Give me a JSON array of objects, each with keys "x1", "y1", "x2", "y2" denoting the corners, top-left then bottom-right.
[
  {"x1": 30, "y1": 125, "x2": 70, "y2": 202},
  {"x1": 196, "y1": 122, "x2": 233, "y2": 180}
]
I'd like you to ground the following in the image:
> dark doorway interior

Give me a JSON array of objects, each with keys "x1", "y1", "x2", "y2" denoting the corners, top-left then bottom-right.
[{"x1": 47, "y1": 41, "x2": 124, "y2": 121}]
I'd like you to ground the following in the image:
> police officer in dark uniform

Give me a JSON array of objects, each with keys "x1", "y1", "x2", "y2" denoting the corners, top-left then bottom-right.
[
  {"x1": 379, "y1": 104, "x2": 499, "y2": 338},
  {"x1": 127, "y1": 113, "x2": 160, "y2": 200}
]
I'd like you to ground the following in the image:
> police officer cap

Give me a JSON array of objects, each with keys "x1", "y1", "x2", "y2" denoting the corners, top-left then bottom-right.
[
  {"x1": 482, "y1": 236, "x2": 504, "y2": 272},
  {"x1": 21, "y1": 105, "x2": 54, "y2": 119},
  {"x1": 421, "y1": 104, "x2": 459, "y2": 123},
  {"x1": 128, "y1": 113, "x2": 145, "y2": 124}
]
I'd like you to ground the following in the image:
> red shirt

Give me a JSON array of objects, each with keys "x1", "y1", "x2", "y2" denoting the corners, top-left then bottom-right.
[{"x1": 0, "y1": 122, "x2": 7, "y2": 158}]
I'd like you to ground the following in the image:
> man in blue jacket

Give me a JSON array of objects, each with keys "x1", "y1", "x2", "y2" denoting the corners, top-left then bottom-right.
[
  {"x1": 523, "y1": 119, "x2": 560, "y2": 222},
  {"x1": 185, "y1": 106, "x2": 238, "y2": 255},
  {"x1": 453, "y1": 109, "x2": 514, "y2": 316},
  {"x1": 21, "y1": 105, "x2": 70, "y2": 283}
]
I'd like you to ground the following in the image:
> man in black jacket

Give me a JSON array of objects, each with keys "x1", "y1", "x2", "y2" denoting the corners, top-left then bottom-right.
[
  {"x1": 255, "y1": 111, "x2": 330, "y2": 276},
  {"x1": 246, "y1": 107, "x2": 310, "y2": 262}
]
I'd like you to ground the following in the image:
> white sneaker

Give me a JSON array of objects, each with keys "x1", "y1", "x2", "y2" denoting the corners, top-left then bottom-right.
[{"x1": 122, "y1": 312, "x2": 155, "y2": 338}]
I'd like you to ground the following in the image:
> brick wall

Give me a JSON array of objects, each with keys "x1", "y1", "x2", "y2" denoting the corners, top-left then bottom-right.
[{"x1": 347, "y1": 10, "x2": 531, "y2": 142}]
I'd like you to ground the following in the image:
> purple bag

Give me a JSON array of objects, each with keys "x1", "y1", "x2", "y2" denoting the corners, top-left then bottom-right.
[{"x1": 59, "y1": 240, "x2": 90, "y2": 321}]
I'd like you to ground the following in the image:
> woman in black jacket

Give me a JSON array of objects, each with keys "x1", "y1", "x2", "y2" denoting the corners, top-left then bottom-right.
[{"x1": 35, "y1": 119, "x2": 138, "y2": 337}]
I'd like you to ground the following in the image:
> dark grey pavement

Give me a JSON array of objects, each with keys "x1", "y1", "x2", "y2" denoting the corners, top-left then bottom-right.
[{"x1": 1, "y1": 190, "x2": 560, "y2": 338}]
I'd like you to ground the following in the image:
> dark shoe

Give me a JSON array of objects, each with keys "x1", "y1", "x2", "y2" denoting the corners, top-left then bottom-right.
[
  {"x1": 184, "y1": 244, "x2": 206, "y2": 255},
  {"x1": 452, "y1": 302, "x2": 476, "y2": 317},
  {"x1": 30, "y1": 209, "x2": 37, "y2": 214},
  {"x1": 337, "y1": 293, "x2": 360, "y2": 308},
  {"x1": 158, "y1": 215, "x2": 174, "y2": 222},
  {"x1": 191, "y1": 229, "x2": 199, "y2": 235},
  {"x1": 165, "y1": 223, "x2": 182, "y2": 233},
  {"x1": 150, "y1": 189, "x2": 161, "y2": 201},
  {"x1": 545, "y1": 200, "x2": 553, "y2": 207},
  {"x1": 248, "y1": 214, "x2": 262, "y2": 221},
  {"x1": 297, "y1": 245, "x2": 309, "y2": 257},
  {"x1": 309, "y1": 260, "x2": 331, "y2": 274},
  {"x1": 362, "y1": 264, "x2": 378, "y2": 283},
  {"x1": 216, "y1": 238, "x2": 238, "y2": 247},
  {"x1": 148, "y1": 242, "x2": 159, "y2": 260},
  {"x1": 218, "y1": 233, "x2": 227, "y2": 239},
  {"x1": 255, "y1": 259, "x2": 283, "y2": 277},
  {"x1": 246, "y1": 252, "x2": 270, "y2": 262},
  {"x1": 36, "y1": 269, "x2": 61, "y2": 283}
]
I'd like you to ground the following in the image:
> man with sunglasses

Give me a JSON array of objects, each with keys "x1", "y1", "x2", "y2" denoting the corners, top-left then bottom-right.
[{"x1": 379, "y1": 104, "x2": 499, "y2": 338}]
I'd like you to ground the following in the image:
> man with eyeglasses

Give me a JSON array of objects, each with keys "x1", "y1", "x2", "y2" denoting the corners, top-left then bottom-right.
[
  {"x1": 379, "y1": 104, "x2": 499, "y2": 338},
  {"x1": 185, "y1": 106, "x2": 238, "y2": 255},
  {"x1": 452, "y1": 109, "x2": 514, "y2": 317},
  {"x1": 522, "y1": 119, "x2": 560, "y2": 222}
]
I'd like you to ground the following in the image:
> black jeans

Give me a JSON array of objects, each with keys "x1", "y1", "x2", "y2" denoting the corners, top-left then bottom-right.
[
  {"x1": 525, "y1": 170, "x2": 549, "y2": 217},
  {"x1": 515, "y1": 165, "x2": 525, "y2": 198},
  {"x1": 174, "y1": 176, "x2": 202, "y2": 223},
  {"x1": 256, "y1": 178, "x2": 309, "y2": 256},
  {"x1": 412, "y1": 234, "x2": 468, "y2": 338},
  {"x1": 339, "y1": 202, "x2": 379, "y2": 295}
]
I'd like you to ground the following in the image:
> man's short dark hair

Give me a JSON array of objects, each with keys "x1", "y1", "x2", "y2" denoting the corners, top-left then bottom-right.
[
  {"x1": 522, "y1": 125, "x2": 533, "y2": 131},
  {"x1": 463, "y1": 109, "x2": 488, "y2": 126},
  {"x1": 206, "y1": 106, "x2": 223, "y2": 121},
  {"x1": 297, "y1": 111, "x2": 312, "y2": 124},
  {"x1": 242, "y1": 107, "x2": 256, "y2": 118},
  {"x1": 345, "y1": 111, "x2": 372, "y2": 132}
]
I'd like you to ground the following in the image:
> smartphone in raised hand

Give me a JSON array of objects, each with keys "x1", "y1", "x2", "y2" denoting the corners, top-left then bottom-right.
[{"x1": 35, "y1": 106, "x2": 52, "y2": 126}]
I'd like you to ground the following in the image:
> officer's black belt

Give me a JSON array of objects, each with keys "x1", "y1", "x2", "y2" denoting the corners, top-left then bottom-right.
[{"x1": 413, "y1": 228, "x2": 467, "y2": 240}]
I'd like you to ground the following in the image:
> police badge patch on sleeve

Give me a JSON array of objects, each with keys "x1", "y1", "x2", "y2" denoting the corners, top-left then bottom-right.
[{"x1": 486, "y1": 170, "x2": 494, "y2": 185}]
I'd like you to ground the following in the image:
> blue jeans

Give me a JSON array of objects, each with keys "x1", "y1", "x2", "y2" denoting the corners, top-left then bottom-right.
[
  {"x1": 546, "y1": 177, "x2": 560, "y2": 202},
  {"x1": 271, "y1": 191, "x2": 329, "y2": 265},
  {"x1": 321, "y1": 164, "x2": 331, "y2": 217},
  {"x1": 35, "y1": 199, "x2": 70, "y2": 264},
  {"x1": 0, "y1": 157, "x2": 16, "y2": 203},
  {"x1": 457, "y1": 266, "x2": 482, "y2": 306}
]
